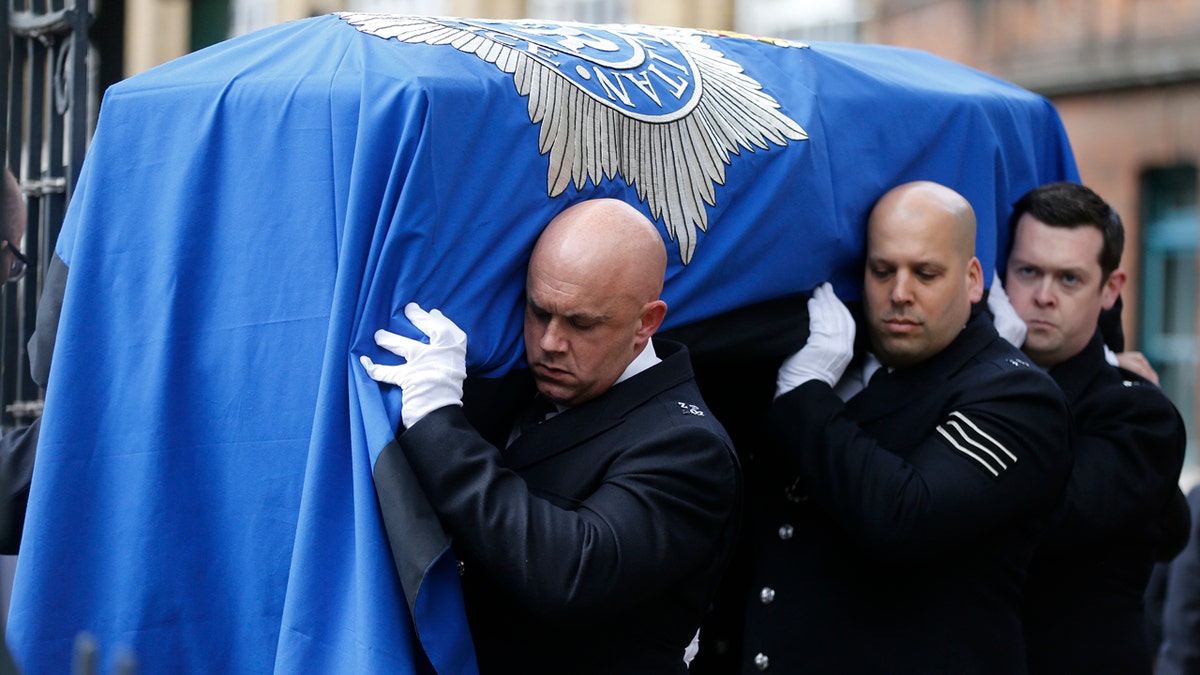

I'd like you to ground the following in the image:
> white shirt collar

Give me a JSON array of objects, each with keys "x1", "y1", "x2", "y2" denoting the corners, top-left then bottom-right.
[
  {"x1": 833, "y1": 351, "x2": 886, "y2": 402},
  {"x1": 615, "y1": 337, "x2": 661, "y2": 385}
]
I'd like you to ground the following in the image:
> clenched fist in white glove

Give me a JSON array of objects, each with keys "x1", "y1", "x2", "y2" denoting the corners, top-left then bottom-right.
[
  {"x1": 776, "y1": 283, "x2": 856, "y2": 397},
  {"x1": 360, "y1": 302, "x2": 467, "y2": 429},
  {"x1": 987, "y1": 270, "x2": 1027, "y2": 348}
]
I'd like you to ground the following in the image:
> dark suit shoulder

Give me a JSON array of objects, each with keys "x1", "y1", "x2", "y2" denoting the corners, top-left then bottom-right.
[
  {"x1": 635, "y1": 381, "x2": 732, "y2": 438},
  {"x1": 1031, "y1": 339, "x2": 1187, "y2": 557},
  {"x1": 946, "y1": 337, "x2": 1069, "y2": 424},
  {"x1": 1099, "y1": 365, "x2": 1183, "y2": 415},
  {"x1": 1071, "y1": 362, "x2": 1185, "y2": 448},
  {"x1": 610, "y1": 341, "x2": 735, "y2": 444},
  {"x1": 969, "y1": 335, "x2": 1042, "y2": 380}
]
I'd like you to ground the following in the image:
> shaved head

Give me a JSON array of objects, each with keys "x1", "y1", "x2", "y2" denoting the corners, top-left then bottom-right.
[
  {"x1": 872, "y1": 181, "x2": 977, "y2": 260},
  {"x1": 524, "y1": 199, "x2": 669, "y2": 406},
  {"x1": 530, "y1": 199, "x2": 667, "y2": 307},
  {"x1": 864, "y1": 181, "x2": 984, "y2": 367}
]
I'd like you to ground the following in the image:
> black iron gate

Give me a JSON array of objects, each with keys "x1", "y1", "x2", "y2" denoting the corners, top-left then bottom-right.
[{"x1": 1, "y1": 0, "x2": 94, "y2": 427}]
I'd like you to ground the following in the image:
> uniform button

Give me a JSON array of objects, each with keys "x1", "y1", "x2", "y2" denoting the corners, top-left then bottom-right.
[
  {"x1": 754, "y1": 652, "x2": 770, "y2": 671},
  {"x1": 759, "y1": 586, "x2": 776, "y2": 605},
  {"x1": 777, "y1": 524, "x2": 794, "y2": 540}
]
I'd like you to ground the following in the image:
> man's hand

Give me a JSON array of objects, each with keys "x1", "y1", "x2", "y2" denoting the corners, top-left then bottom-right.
[
  {"x1": 360, "y1": 302, "x2": 467, "y2": 429},
  {"x1": 1113, "y1": 349, "x2": 1161, "y2": 385},
  {"x1": 987, "y1": 270, "x2": 1027, "y2": 348},
  {"x1": 776, "y1": 283, "x2": 855, "y2": 397}
]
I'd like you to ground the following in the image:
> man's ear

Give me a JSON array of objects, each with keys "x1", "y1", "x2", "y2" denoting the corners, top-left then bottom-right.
[
  {"x1": 966, "y1": 257, "x2": 985, "y2": 303},
  {"x1": 1101, "y1": 269, "x2": 1127, "y2": 310},
  {"x1": 637, "y1": 300, "x2": 668, "y2": 340}
]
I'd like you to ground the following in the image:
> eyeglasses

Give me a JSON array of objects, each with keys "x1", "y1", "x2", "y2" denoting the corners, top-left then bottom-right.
[{"x1": 3, "y1": 239, "x2": 30, "y2": 282}]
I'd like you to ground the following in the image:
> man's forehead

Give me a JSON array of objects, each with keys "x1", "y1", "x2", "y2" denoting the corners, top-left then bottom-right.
[
  {"x1": 526, "y1": 280, "x2": 616, "y2": 320},
  {"x1": 867, "y1": 229, "x2": 960, "y2": 267},
  {"x1": 1011, "y1": 216, "x2": 1104, "y2": 269},
  {"x1": 867, "y1": 250, "x2": 952, "y2": 266}
]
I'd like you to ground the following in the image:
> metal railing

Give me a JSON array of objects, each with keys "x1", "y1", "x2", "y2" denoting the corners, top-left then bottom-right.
[{"x1": 1, "y1": 0, "x2": 93, "y2": 427}]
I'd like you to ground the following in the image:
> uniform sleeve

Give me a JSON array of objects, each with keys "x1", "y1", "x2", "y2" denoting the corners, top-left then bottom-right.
[
  {"x1": 396, "y1": 405, "x2": 740, "y2": 619},
  {"x1": 768, "y1": 368, "x2": 1071, "y2": 560},
  {"x1": 1042, "y1": 378, "x2": 1187, "y2": 551}
]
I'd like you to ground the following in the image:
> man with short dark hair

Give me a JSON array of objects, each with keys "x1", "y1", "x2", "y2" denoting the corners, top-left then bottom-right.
[
  {"x1": 743, "y1": 181, "x2": 1073, "y2": 674},
  {"x1": 360, "y1": 198, "x2": 741, "y2": 674},
  {"x1": 999, "y1": 181, "x2": 1188, "y2": 675}
]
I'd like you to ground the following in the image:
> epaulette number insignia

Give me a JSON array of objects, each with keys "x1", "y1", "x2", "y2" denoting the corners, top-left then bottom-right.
[{"x1": 677, "y1": 402, "x2": 705, "y2": 416}]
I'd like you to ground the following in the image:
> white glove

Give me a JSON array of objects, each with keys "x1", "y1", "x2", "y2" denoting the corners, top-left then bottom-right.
[
  {"x1": 987, "y1": 270, "x2": 1027, "y2": 348},
  {"x1": 776, "y1": 283, "x2": 855, "y2": 397},
  {"x1": 360, "y1": 302, "x2": 467, "y2": 429}
]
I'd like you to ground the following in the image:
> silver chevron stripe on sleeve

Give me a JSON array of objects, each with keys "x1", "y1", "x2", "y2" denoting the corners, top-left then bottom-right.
[{"x1": 936, "y1": 411, "x2": 1017, "y2": 477}]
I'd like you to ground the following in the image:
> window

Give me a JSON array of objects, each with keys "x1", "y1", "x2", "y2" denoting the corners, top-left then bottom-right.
[
  {"x1": 229, "y1": 0, "x2": 273, "y2": 38},
  {"x1": 736, "y1": 0, "x2": 864, "y2": 43},
  {"x1": 346, "y1": 0, "x2": 448, "y2": 14},
  {"x1": 527, "y1": 0, "x2": 632, "y2": 24},
  {"x1": 192, "y1": 0, "x2": 232, "y2": 48},
  {"x1": 1140, "y1": 166, "x2": 1198, "y2": 481}
]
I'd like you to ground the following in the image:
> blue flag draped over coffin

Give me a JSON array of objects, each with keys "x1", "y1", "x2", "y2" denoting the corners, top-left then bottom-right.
[{"x1": 7, "y1": 13, "x2": 1077, "y2": 674}]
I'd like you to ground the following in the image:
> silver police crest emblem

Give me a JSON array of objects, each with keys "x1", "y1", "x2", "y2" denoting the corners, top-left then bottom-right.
[{"x1": 339, "y1": 14, "x2": 808, "y2": 264}]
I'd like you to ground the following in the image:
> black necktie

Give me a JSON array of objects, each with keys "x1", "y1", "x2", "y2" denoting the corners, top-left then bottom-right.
[
  {"x1": 867, "y1": 365, "x2": 887, "y2": 388},
  {"x1": 518, "y1": 395, "x2": 557, "y2": 435}
]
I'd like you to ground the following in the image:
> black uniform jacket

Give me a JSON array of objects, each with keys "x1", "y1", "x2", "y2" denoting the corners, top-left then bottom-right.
[
  {"x1": 1023, "y1": 329, "x2": 1189, "y2": 675},
  {"x1": 398, "y1": 340, "x2": 741, "y2": 675},
  {"x1": 748, "y1": 313, "x2": 1073, "y2": 675}
]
